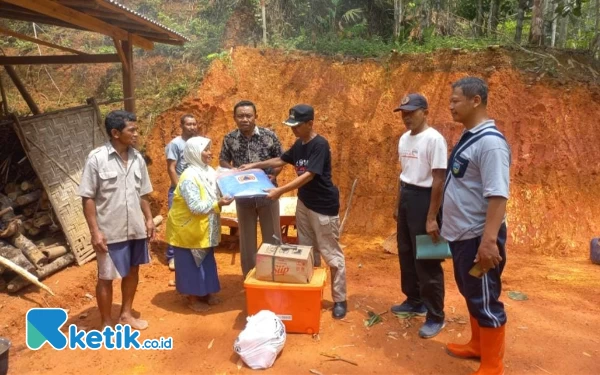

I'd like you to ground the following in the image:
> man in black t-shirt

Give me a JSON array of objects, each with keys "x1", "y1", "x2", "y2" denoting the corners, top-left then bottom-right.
[{"x1": 239, "y1": 104, "x2": 348, "y2": 319}]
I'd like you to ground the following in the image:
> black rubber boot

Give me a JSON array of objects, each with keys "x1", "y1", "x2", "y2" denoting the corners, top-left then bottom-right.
[{"x1": 332, "y1": 301, "x2": 347, "y2": 319}]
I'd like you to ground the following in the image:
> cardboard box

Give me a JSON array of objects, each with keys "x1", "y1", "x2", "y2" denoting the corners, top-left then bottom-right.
[{"x1": 255, "y1": 243, "x2": 314, "y2": 284}]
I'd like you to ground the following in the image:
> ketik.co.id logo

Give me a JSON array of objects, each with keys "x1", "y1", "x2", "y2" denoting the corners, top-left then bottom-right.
[{"x1": 26, "y1": 308, "x2": 173, "y2": 350}]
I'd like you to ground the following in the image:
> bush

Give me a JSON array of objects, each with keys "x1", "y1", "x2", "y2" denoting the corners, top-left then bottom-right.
[{"x1": 296, "y1": 33, "x2": 390, "y2": 57}]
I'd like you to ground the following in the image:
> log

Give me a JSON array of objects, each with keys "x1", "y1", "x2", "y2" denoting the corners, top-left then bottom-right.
[
  {"x1": 33, "y1": 213, "x2": 52, "y2": 228},
  {"x1": 11, "y1": 233, "x2": 48, "y2": 269},
  {"x1": 0, "y1": 254, "x2": 54, "y2": 296},
  {"x1": 7, "y1": 191, "x2": 22, "y2": 201},
  {"x1": 15, "y1": 190, "x2": 42, "y2": 207},
  {"x1": 47, "y1": 223, "x2": 61, "y2": 234},
  {"x1": 26, "y1": 226, "x2": 41, "y2": 237},
  {"x1": 20, "y1": 180, "x2": 35, "y2": 192},
  {"x1": 0, "y1": 219, "x2": 20, "y2": 238},
  {"x1": 7, "y1": 252, "x2": 74, "y2": 293},
  {"x1": 0, "y1": 194, "x2": 16, "y2": 223},
  {"x1": 23, "y1": 205, "x2": 38, "y2": 218},
  {"x1": 41, "y1": 245, "x2": 68, "y2": 261},
  {"x1": 23, "y1": 219, "x2": 33, "y2": 230},
  {"x1": 40, "y1": 199, "x2": 51, "y2": 211},
  {"x1": 3, "y1": 182, "x2": 18, "y2": 195},
  {"x1": 34, "y1": 235, "x2": 64, "y2": 248},
  {"x1": 0, "y1": 207, "x2": 13, "y2": 217},
  {"x1": 0, "y1": 239, "x2": 35, "y2": 274}
]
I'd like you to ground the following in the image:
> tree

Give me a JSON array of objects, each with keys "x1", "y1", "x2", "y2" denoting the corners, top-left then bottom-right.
[
  {"x1": 529, "y1": 0, "x2": 544, "y2": 45},
  {"x1": 593, "y1": 0, "x2": 600, "y2": 55},
  {"x1": 394, "y1": 0, "x2": 404, "y2": 38},
  {"x1": 551, "y1": 5, "x2": 558, "y2": 46},
  {"x1": 515, "y1": 0, "x2": 529, "y2": 43},
  {"x1": 597, "y1": 0, "x2": 600, "y2": 32},
  {"x1": 260, "y1": 0, "x2": 267, "y2": 45},
  {"x1": 557, "y1": 14, "x2": 569, "y2": 47},
  {"x1": 488, "y1": 0, "x2": 501, "y2": 36},
  {"x1": 476, "y1": 0, "x2": 485, "y2": 36}
]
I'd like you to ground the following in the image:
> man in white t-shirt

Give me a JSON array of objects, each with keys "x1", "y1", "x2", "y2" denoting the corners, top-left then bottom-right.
[{"x1": 391, "y1": 93, "x2": 448, "y2": 339}]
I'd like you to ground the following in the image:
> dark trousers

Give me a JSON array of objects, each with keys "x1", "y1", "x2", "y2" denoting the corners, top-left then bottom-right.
[
  {"x1": 449, "y1": 223, "x2": 507, "y2": 328},
  {"x1": 397, "y1": 186, "x2": 445, "y2": 323}
]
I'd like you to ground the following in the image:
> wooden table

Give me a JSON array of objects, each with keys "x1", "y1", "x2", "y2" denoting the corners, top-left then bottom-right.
[{"x1": 220, "y1": 196, "x2": 298, "y2": 243}]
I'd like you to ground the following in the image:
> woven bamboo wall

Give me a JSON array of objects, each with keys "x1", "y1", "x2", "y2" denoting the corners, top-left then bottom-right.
[{"x1": 15, "y1": 104, "x2": 106, "y2": 265}]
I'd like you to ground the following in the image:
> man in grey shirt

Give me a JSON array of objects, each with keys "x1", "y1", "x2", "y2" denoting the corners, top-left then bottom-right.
[
  {"x1": 78, "y1": 110, "x2": 154, "y2": 330},
  {"x1": 442, "y1": 77, "x2": 510, "y2": 374},
  {"x1": 165, "y1": 114, "x2": 198, "y2": 270}
]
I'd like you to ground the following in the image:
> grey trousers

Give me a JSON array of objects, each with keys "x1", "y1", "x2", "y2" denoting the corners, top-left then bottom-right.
[
  {"x1": 295, "y1": 200, "x2": 347, "y2": 302},
  {"x1": 236, "y1": 198, "x2": 281, "y2": 278}
]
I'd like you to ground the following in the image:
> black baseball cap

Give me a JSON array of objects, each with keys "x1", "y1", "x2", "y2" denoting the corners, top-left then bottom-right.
[
  {"x1": 283, "y1": 104, "x2": 314, "y2": 127},
  {"x1": 393, "y1": 93, "x2": 429, "y2": 112}
]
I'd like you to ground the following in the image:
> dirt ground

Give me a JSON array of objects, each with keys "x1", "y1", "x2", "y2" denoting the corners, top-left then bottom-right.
[{"x1": 1, "y1": 234, "x2": 599, "y2": 374}]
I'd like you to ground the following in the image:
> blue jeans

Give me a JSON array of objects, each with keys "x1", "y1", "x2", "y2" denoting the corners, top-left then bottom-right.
[{"x1": 166, "y1": 186, "x2": 175, "y2": 261}]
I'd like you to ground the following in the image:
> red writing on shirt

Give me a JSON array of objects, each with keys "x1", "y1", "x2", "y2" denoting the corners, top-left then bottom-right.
[{"x1": 295, "y1": 159, "x2": 309, "y2": 176}]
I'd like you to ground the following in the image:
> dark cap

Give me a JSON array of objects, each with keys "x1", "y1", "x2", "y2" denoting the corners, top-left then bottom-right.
[
  {"x1": 283, "y1": 104, "x2": 314, "y2": 127},
  {"x1": 393, "y1": 93, "x2": 428, "y2": 112}
]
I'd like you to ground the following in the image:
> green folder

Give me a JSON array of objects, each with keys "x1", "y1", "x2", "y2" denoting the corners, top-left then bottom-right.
[{"x1": 415, "y1": 235, "x2": 452, "y2": 260}]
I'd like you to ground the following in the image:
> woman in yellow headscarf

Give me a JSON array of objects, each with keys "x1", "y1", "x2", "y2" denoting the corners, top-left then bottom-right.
[{"x1": 166, "y1": 136, "x2": 233, "y2": 312}]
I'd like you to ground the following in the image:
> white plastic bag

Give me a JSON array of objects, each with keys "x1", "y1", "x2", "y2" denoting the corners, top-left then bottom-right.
[{"x1": 234, "y1": 310, "x2": 286, "y2": 370}]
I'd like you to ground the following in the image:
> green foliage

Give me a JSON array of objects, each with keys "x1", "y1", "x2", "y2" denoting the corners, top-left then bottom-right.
[
  {"x1": 206, "y1": 50, "x2": 232, "y2": 64},
  {"x1": 297, "y1": 34, "x2": 389, "y2": 57},
  {"x1": 314, "y1": 0, "x2": 365, "y2": 33},
  {"x1": 164, "y1": 81, "x2": 190, "y2": 102},
  {"x1": 397, "y1": 35, "x2": 501, "y2": 53},
  {"x1": 182, "y1": 18, "x2": 228, "y2": 60},
  {"x1": 341, "y1": 8, "x2": 364, "y2": 24},
  {"x1": 498, "y1": 19, "x2": 531, "y2": 41},
  {"x1": 95, "y1": 45, "x2": 116, "y2": 54},
  {"x1": 135, "y1": 0, "x2": 162, "y2": 19},
  {"x1": 290, "y1": 32, "x2": 502, "y2": 58},
  {"x1": 106, "y1": 80, "x2": 123, "y2": 101},
  {"x1": 455, "y1": 0, "x2": 481, "y2": 20},
  {"x1": 555, "y1": 0, "x2": 589, "y2": 17}
]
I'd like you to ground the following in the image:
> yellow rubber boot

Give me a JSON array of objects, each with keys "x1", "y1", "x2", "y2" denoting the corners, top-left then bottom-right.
[
  {"x1": 472, "y1": 324, "x2": 505, "y2": 375},
  {"x1": 446, "y1": 315, "x2": 481, "y2": 359}
]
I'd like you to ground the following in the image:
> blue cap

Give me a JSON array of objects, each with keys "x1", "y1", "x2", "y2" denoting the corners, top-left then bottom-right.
[{"x1": 393, "y1": 93, "x2": 429, "y2": 112}]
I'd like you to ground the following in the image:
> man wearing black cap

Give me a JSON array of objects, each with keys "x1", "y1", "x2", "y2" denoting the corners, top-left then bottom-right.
[
  {"x1": 391, "y1": 93, "x2": 448, "y2": 338},
  {"x1": 239, "y1": 104, "x2": 348, "y2": 319}
]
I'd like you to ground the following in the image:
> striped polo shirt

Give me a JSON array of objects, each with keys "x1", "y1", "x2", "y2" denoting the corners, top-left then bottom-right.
[{"x1": 441, "y1": 120, "x2": 511, "y2": 242}]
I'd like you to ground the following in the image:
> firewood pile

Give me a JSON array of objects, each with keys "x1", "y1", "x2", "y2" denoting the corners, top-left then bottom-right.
[{"x1": 0, "y1": 129, "x2": 75, "y2": 294}]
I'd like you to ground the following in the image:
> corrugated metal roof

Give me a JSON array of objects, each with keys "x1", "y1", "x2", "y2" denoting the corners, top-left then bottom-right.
[
  {"x1": 0, "y1": 0, "x2": 190, "y2": 46},
  {"x1": 101, "y1": 0, "x2": 190, "y2": 42}
]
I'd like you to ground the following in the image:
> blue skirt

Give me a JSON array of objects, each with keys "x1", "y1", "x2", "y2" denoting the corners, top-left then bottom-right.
[{"x1": 173, "y1": 246, "x2": 220, "y2": 297}]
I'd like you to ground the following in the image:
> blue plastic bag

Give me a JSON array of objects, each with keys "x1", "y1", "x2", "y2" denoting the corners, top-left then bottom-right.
[{"x1": 217, "y1": 169, "x2": 275, "y2": 199}]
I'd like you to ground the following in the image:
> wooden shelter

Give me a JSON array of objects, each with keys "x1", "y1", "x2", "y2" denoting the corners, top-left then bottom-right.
[
  {"x1": 0, "y1": 0, "x2": 189, "y2": 112},
  {"x1": 0, "y1": 1, "x2": 189, "y2": 271}
]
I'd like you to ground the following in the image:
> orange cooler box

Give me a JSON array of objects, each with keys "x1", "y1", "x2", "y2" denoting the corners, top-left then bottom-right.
[{"x1": 244, "y1": 268, "x2": 327, "y2": 334}]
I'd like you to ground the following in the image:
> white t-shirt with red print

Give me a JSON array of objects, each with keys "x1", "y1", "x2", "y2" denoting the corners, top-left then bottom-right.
[{"x1": 398, "y1": 127, "x2": 448, "y2": 188}]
